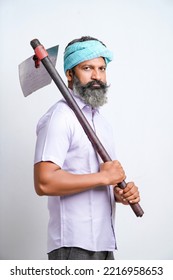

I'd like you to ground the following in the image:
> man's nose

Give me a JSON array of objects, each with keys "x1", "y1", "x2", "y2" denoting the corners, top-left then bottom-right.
[{"x1": 91, "y1": 69, "x2": 101, "y2": 80}]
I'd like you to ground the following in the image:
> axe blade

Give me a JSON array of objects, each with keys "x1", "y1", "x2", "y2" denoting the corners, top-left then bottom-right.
[{"x1": 18, "y1": 45, "x2": 59, "y2": 97}]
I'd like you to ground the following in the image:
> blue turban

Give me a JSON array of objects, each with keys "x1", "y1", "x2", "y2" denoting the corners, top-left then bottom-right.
[{"x1": 64, "y1": 40, "x2": 113, "y2": 73}]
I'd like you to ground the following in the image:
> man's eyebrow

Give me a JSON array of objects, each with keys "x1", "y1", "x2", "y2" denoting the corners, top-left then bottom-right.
[{"x1": 81, "y1": 63, "x2": 106, "y2": 67}]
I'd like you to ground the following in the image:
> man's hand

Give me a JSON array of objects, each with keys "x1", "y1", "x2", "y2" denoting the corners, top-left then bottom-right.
[
  {"x1": 114, "y1": 182, "x2": 140, "y2": 205},
  {"x1": 99, "y1": 160, "x2": 126, "y2": 186}
]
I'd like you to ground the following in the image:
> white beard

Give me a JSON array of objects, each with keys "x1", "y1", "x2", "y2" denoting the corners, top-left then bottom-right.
[{"x1": 73, "y1": 75, "x2": 109, "y2": 108}]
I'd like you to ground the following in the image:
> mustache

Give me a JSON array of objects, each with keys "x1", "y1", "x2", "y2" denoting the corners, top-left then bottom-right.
[{"x1": 81, "y1": 80, "x2": 109, "y2": 91}]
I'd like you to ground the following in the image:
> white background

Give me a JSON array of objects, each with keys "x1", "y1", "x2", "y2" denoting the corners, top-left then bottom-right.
[{"x1": 0, "y1": 0, "x2": 173, "y2": 260}]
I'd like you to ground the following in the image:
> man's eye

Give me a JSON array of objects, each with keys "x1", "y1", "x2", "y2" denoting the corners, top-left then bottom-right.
[
  {"x1": 100, "y1": 67, "x2": 106, "y2": 71},
  {"x1": 83, "y1": 66, "x2": 91, "y2": 71}
]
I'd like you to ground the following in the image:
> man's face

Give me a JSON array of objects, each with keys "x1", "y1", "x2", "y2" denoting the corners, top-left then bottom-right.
[
  {"x1": 73, "y1": 57, "x2": 107, "y2": 85},
  {"x1": 67, "y1": 57, "x2": 109, "y2": 108}
]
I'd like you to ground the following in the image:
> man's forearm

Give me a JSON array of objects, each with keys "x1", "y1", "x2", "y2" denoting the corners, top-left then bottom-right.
[{"x1": 34, "y1": 161, "x2": 107, "y2": 196}]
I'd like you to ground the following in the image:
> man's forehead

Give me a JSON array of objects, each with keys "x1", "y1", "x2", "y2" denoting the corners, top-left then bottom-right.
[{"x1": 76, "y1": 57, "x2": 106, "y2": 67}]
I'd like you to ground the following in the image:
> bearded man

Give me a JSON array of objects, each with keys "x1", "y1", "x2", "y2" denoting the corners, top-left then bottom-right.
[{"x1": 34, "y1": 36, "x2": 140, "y2": 260}]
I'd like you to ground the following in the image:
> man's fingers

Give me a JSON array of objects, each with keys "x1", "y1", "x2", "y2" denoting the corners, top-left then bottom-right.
[{"x1": 114, "y1": 182, "x2": 140, "y2": 204}]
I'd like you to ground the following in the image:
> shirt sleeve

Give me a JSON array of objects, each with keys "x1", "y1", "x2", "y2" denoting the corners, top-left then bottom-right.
[{"x1": 34, "y1": 103, "x2": 71, "y2": 168}]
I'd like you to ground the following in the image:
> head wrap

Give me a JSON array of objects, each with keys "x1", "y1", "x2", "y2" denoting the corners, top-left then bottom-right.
[{"x1": 64, "y1": 40, "x2": 113, "y2": 73}]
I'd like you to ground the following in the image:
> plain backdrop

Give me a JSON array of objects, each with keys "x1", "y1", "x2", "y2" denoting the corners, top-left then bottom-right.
[{"x1": 0, "y1": 0, "x2": 173, "y2": 260}]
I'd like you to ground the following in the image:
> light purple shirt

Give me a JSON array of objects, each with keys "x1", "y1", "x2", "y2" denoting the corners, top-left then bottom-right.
[{"x1": 34, "y1": 91, "x2": 117, "y2": 253}]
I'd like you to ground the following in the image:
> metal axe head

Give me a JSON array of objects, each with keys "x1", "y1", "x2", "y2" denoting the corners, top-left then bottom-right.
[{"x1": 18, "y1": 45, "x2": 59, "y2": 97}]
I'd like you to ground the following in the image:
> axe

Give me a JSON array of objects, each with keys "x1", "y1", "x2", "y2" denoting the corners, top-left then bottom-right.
[{"x1": 19, "y1": 39, "x2": 144, "y2": 217}]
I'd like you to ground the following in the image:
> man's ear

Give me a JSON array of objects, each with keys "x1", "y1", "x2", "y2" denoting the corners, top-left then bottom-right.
[
  {"x1": 66, "y1": 70, "x2": 74, "y2": 89},
  {"x1": 66, "y1": 70, "x2": 73, "y2": 82}
]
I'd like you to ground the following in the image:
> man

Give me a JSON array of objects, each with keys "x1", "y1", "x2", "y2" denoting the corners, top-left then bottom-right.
[{"x1": 34, "y1": 36, "x2": 140, "y2": 260}]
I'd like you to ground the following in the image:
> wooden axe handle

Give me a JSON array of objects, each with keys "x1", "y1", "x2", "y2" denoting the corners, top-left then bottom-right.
[{"x1": 30, "y1": 39, "x2": 144, "y2": 217}]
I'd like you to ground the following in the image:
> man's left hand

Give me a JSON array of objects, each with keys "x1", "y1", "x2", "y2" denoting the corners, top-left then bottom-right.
[{"x1": 114, "y1": 182, "x2": 140, "y2": 205}]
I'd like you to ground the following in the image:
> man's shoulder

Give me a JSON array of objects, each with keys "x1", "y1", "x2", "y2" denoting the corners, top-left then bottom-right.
[
  {"x1": 44, "y1": 99, "x2": 74, "y2": 118},
  {"x1": 36, "y1": 99, "x2": 76, "y2": 131}
]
